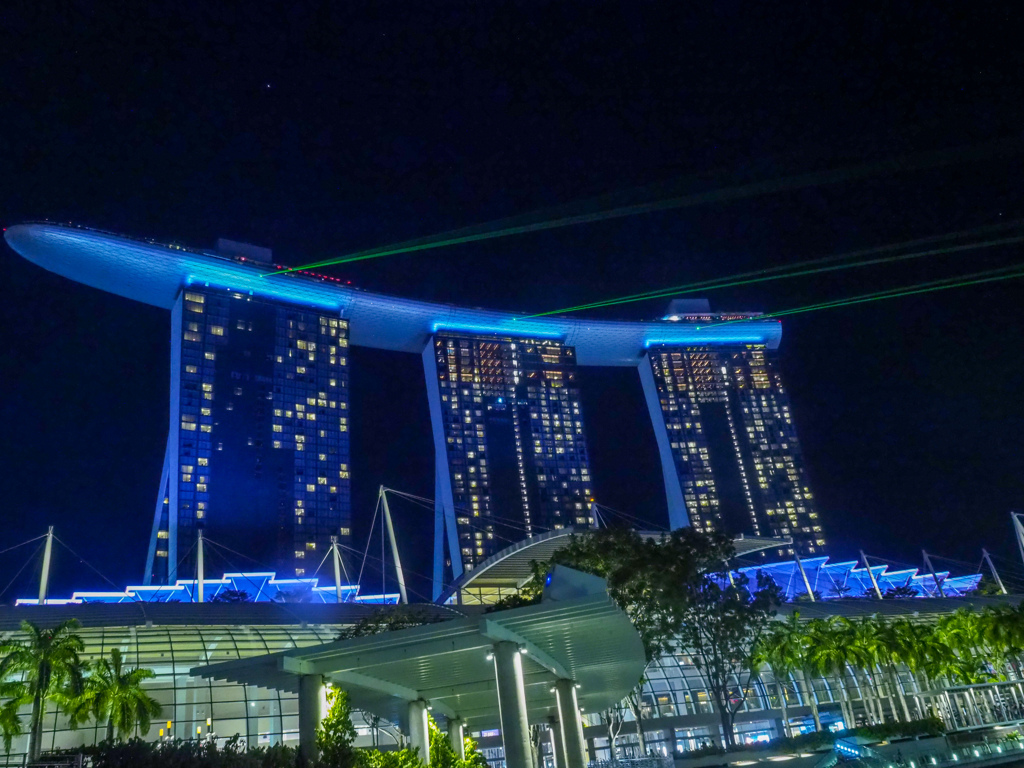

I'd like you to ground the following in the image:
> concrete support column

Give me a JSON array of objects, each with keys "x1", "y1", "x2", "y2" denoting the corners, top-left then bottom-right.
[
  {"x1": 555, "y1": 680, "x2": 586, "y2": 768},
  {"x1": 409, "y1": 700, "x2": 431, "y2": 764},
  {"x1": 297, "y1": 674, "x2": 323, "y2": 766},
  {"x1": 493, "y1": 642, "x2": 534, "y2": 768},
  {"x1": 548, "y1": 716, "x2": 566, "y2": 768},
  {"x1": 448, "y1": 717, "x2": 465, "y2": 761}
]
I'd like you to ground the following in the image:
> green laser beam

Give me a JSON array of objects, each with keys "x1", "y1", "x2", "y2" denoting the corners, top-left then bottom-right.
[
  {"x1": 263, "y1": 137, "x2": 1024, "y2": 277},
  {"x1": 519, "y1": 226, "x2": 1024, "y2": 319},
  {"x1": 696, "y1": 264, "x2": 1024, "y2": 329}
]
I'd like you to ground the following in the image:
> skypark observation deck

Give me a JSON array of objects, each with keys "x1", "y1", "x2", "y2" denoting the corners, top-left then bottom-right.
[
  {"x1": 5, "y1": 223, "x2": 792, "y2": 595},
  {"x1": 3, "y1": 223, "x2": 781, "y2": 359}
]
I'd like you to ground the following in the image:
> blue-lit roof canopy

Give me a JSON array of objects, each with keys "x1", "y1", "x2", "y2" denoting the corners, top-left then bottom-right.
[
  {"x1": 16, "y1": 571, "x2": 398, "y2": 606},
  {"x1": 726, "y1": 556, "x2": 982, "y2": 600},
  {"x1": 4, "y1": 224, "x2": 782, "y2": 364}
]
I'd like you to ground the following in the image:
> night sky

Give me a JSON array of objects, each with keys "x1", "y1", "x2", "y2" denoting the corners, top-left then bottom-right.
[{"x1": 2, "y1": 2, "x2": 1023, "y2": 601}]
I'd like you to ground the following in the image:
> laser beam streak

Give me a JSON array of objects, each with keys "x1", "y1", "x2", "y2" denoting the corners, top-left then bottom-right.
[
  {"x1": 520, "y1": 225, "x2": 1024, "y2": 319},
  {"x1": 698, "y1": 264, "x2": 1024, "y2": 329},
  {"x1": 263, "y1": 138, "x2": 1024, "y2": 277}
]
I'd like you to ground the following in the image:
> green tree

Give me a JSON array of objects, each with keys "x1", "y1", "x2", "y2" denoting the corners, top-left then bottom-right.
[
  {"x1": 0, "y1": 619, "x2": 85, "y2": 761},
  {"x1": 538, "y1": 527, "x2": 735, "y2": 660},
  {"x1": 426, "y1": 715, "x2": 488, "y2": 768},
  {"x1": 316, "y1": 687, "x2": 363, "y2": 768},
  {"x1": 69, "y1": 648, "x2": 162, "y2": 742},
  {"x1": 677, "y1": 570, "x2": 783, "y2": 747},
  {"x1": 362, "y1": 748, "x2": 423, "y2": 768},
  {"x1": 521, "y1": 527, "x2": 736, "y2": 749}
]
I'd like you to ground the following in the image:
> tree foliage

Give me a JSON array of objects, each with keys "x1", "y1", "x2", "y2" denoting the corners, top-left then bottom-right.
[
  {"x1": 66, "y1": 648, "x2": 162, "y2": 742},
  {"x1": 316, "y1": 687, "x2": 362, "y2": 768},
  {"x1": 211, "y1": 590, "x2": 253, "y2": 603},
  {"x1": 519, "y1": 526, "x2": 736, "y2": 661},
  {"x1": 52, "y1": 736, "x2": 296, "y2": 768},
  {"x1": 677, "y1": 570, "x2": 783, "y2": 747},
  {"x1": 337, "y1": 607, "x2": 453, "y2": 641},
  {"x1": 0, "y1": 618, "x2": 86, "y2": 760}
]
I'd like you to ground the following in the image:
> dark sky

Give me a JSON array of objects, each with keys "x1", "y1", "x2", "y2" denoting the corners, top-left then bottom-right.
[{"x1": 2, "y1": 2, "x2": 1023, "y2": 600}]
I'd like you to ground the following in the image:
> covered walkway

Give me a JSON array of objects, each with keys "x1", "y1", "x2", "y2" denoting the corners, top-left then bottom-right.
[{"x1": 191, "y1": 567, "x2": 646, "y2": 768}]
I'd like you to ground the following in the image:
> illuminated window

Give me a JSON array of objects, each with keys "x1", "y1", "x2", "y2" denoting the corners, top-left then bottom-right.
[{"x1": 210, "y1": 326, "x2": 225, "y2": 336}]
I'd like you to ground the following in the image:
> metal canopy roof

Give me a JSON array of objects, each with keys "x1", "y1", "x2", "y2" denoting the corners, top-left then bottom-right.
[
  {"x1": 439, "y1": 528, "x2": 791, "y2": 604},
  {"x1": 191, "y1": 591, "x2": 646, "y2": 731},
  {"x1": 5, "y1": 224, "x2": 783, "y2": 365}
]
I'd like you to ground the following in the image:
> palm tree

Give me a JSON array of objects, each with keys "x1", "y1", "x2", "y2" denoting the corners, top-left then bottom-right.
[
  {"x1": 874, "y1": 619, "x2": 913, "y2": 722},
  {"x1": 937, "y1": 609, "x2": 996, "y2": 685},
  {"x1": 981, "y1": 605, "x2": 1024, "y2": 679},
  {"x1": 805, "y1": 617, "x2": 856, "y2": 728},
  {"x1": 0, "y1": 680, "x2": 28, "y2": 755},
  {"x1": 0, "y1": 619, "x2": 85, "y2": 761},
  {"x1": 71, "y1": 648, "x2": 161, "y2": 743},
  {"x1": 753, "y1": 613, "x2": 805, "y2": 737},
  {"x1": 841, "y1": 617, "x2": 886, "y2": 724}
]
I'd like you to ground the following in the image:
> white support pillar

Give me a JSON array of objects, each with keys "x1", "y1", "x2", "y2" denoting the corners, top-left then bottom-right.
[
  {"x1": 197, "y1": 530, "x2": 205, "y2": 603},
  {"x1": 297, "y1": 675, "x2": 323, "y2": 765},
  {"x1": 448, "y1": 717, "x2": 465, "y2": 761},
  {"x1": 555, "y1": 679, "x2": 587, "y2": 768},
  {"x1": 548, "y1": 715, "x2": 567, "y2": 768},
  {"x1": 408, "y1": 700, "x2": 430, "y2": 764},
  {"x1": 331, "y1": 536, "x2": 345, "y2": 602},
  {"x1": 493, "y1": 642, "x2": 534, "y2": 768}
]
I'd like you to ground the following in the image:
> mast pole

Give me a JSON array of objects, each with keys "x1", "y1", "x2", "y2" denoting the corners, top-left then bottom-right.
[
  {"x1": 38, "y1": 526, "x2": 54, "y2": 604},
  {"x1": 380, "y1": 487, "x2": 409, "y2": 604},
  {"x1": 860, "y1": 550, "x2": 883, "y2": 600}
]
